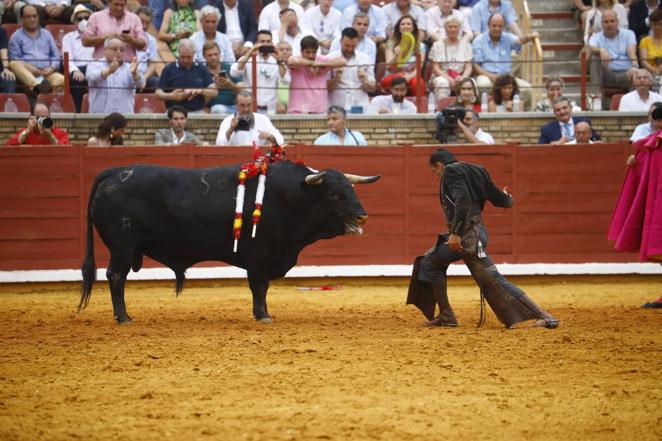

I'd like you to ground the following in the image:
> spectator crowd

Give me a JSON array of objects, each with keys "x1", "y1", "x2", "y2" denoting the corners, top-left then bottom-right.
[{"x1": 0, "y1": 0, "x2": 661, "y2": 147}]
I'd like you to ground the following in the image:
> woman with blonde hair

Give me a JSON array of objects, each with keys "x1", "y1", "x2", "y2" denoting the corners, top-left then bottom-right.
[
  {"x1": 583, "y1": 0, "x2": 628, "y2": 44},
  {"x1": 158, "y1": 0, "x2": 201, "y2": 62},
  {"x1": 429, "y1": 16, "x2": 473, "y2": 100}
]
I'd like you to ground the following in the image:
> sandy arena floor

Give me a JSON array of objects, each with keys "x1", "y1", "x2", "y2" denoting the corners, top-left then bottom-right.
[{"x1": 0, "y1": 275, "x2": 660, "y2": 441}]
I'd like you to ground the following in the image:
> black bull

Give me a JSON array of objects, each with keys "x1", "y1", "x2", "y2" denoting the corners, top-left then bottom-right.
[{"x1": 79, "y1": 161, "x2": 380, "y2": 324}]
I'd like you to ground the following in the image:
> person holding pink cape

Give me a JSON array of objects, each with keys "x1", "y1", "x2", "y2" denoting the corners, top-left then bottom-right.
[{"x1": 608, "y1": 107, "x2": 662, "y2": 308}]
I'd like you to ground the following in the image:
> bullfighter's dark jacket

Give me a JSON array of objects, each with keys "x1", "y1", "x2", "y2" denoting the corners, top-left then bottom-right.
[{"x1": 440, "y1": 161, "x2": 513, "y2": 236}]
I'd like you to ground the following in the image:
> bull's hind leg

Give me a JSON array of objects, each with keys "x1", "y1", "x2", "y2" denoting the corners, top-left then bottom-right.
[
  {"x1": 247, "y1": 275, "x2": 271, "y2": 323},
  {"x1": 107, "y1": 256, "x2": 132, "y2": 325}
]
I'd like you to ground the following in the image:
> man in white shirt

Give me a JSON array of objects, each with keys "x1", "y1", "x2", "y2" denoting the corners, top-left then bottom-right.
[
  {"x1": 258, "y1": 0, "x2": 305, "y2": 34},
  {"x1": 191, "y1": 6, "x2": 236, "y2": 64},
  {"x1": 216, "y1": 90, "x2": 285, "y2": 145},
  {"x1": 327, "y1": 27, "x2": 376, "y2": 112},
  {"x1": 340, "y1": 0, "x2": 387, "y2": 45},
  {"x1": 630, "y1": 102, "x2": 662, "y2": 142},
  {"x1": 136, "y1": 7, "x2": 162, "y2": 92},
  {"x1": 369, "y1": 76, "x2": 416, "y2": 114},
  {"x1": 301, "y1": 0, "x2": 341, "y2": 54},
  {"x1": 458, "y1": 109, "x2": 495, "y2": 144},
  {"x1": 383, "y1": 0, "x2": 427, "y2": 39},
  {"x1": 618, "y1": 68, "x2": 662, "y2": 112},
  {"x1": 273, "y1": 8, "x2": 309, "y2": 56},
  {"x1": 62, "y1": 4, "x2": 94, "y2": 112},
  {"x1": 230, "y1": 30, "x2": 289, "y2": 111},
  {"x1": 329, "y1": 13, "x2": 377, "y2": 62},
  {"x1": 86, "y1": 36, "x2": 144, "y2": 114}
]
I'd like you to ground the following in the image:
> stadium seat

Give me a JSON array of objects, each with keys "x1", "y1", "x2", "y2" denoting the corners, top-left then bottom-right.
[
  {"x1": 0, "y1": 93, "x2": 31, "y2": 112},
  {"x1": 37, "y1": 93, "x2": 76, "y2": 113},
  {"x1": 134, "y1": 94, "x2": 166, "y2": 113},
  {"x1": 405, "y1": 95, "x2": 427, "y2": 113},
  {"x1": 45, "y1": 24, "x2": 76, "y2": 50},
  {"x1": 1, "y1": 23, "x2": 21, "y2": 40},
  {"x1": 609, "y1": 93, "x2": 623, "y2": 111},
  {"x1": 437, "y1": 96, "x2": 456, "y2": 111}
]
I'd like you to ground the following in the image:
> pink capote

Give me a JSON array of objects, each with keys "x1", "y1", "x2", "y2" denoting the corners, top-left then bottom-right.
[{"x1": 607, "y1": 130, "x2": 662, "y2": 262}]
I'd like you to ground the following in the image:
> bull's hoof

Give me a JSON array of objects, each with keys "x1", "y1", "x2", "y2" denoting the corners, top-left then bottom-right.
[
  {"x1": 256, "y1": 317, "x2": 273, "y2": 324},
  {"x1": 116, "y1": 316, "x2": 134, "y2": 326}
]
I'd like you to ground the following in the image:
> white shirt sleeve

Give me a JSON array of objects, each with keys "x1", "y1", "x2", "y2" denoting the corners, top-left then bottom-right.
[{"x1": 216, "y1": 115, "x2": 234, "y2": 145}]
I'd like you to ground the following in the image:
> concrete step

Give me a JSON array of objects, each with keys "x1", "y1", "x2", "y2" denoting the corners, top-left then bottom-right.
[
  {"x1": 542, "y1": 59, "x2": 582, "y2": 76},
  {"x1": 531, "y1": 12, "x2": 578, "y2": 34},
  {"x1": 528, "y1": 0, "x2": 575, "y2": 13},
  {"x1": 542, "y1": 43, "x2": 583, "y2": 60},
  {"x1": 537, "y1": 26, "x2": 582, "y2": 43}
]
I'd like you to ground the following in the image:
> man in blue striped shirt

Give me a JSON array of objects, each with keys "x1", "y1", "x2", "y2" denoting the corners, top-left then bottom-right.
[{"x1": 8, "y1": 5, "x2": 63, "y2": 92}]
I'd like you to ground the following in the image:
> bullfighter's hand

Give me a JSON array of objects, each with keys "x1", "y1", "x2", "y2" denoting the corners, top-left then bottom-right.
[
  {"x1": 626, "y1": 154, "x2": 636, "y2": 166},
  {"x1": 447, "y1": 233, "x2": 462, "y2": 252}
]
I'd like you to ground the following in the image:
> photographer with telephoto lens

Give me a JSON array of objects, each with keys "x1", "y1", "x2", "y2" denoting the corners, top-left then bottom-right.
[
  {"x1": 215, "y1": 89, "x2": 284, "y2": 145},
  {"x1": 6, "y1": 102, "x2": 69, "y2": 146}
]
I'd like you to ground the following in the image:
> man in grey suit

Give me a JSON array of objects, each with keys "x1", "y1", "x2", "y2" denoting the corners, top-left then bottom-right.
[{"x1": 155, "y1": 105, "x2": 206, "y2": 145}]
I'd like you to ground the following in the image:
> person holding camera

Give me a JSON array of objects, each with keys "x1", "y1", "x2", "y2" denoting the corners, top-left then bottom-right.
[
  {"x1": 203, "y1": 40, "x2": 243, "y2": 114},
  {"x1": 86, "y1": 36, "x2": 144, "y2": 114},
  {"x1": 6, "y1": 102, "x2": 69, "y2": 146},
  {"x1": 231, "y1": 30, "x2": 286, "y2": 112},
  {"x1": 215, "y1": 90, "x2": 284, "y2": 146},
  {"x1": 82, "y1": 0, "x2": 146, "y2": 62},
  {"x1": 457, "y1": 110, "x2": 494, "y2": 144}
]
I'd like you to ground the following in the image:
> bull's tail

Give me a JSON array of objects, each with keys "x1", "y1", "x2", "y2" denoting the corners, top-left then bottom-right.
[
  {"x1": 79, "y1": 170, "x2": 112, "y2": 312},
  {"x1": 175, "y1": 270, "x2": 185, "y2": 297}
]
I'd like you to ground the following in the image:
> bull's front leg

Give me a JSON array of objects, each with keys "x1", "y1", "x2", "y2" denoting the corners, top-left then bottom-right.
[{"x1": 247, "y1": 275, "x2": 271, "y2": 323}]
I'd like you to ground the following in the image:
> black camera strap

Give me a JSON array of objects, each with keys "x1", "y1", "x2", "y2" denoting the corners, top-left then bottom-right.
[{"x1": 347, "y1": 129, "x2": 359, "y2": 145}]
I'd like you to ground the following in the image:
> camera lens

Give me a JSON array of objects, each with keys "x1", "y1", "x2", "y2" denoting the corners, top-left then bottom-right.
[{"x1": 37, "y1": 117, "x2": 54, "y2": 129}]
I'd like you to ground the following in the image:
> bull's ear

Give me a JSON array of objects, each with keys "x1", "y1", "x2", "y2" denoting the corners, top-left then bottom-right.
[
  {"x1": 344, "y1": 174, "x2": 382, "y2": 184},
  {"x1": 304, "y1": 171, "x2": 327, "y2": 185}
]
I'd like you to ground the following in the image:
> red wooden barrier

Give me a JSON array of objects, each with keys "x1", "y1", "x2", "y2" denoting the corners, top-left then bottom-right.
[{"x1": 0, "y1": 144, "x2": 636, "y2": 271}]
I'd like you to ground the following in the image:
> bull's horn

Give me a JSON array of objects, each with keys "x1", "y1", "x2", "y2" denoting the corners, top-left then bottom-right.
[
  {"x1": 344, "y1": 174, "x2": 382, "y2": 184},
  {"x1": 305, "y1": 171, "x2": 327, "y2": 185}
]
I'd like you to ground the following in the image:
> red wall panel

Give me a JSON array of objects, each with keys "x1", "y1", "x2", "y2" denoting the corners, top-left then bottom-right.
[{"x1": 0, "y1": 143, "x2": 638, "y2": 271}]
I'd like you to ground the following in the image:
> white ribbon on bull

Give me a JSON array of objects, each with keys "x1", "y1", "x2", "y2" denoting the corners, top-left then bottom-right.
[
  {"x1": 252, "y1": 172, "x2": 266, "y2": 238},
  {"x1": 233, "y1": 175, "x2": 246, "y2": 253}
]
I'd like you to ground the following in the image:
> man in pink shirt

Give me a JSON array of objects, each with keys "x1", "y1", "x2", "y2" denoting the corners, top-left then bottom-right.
[
  {"x1": 82, "y1": 0, "x2": 146, "y2": 61},
  {"x1": 287, "y1": 35, "x2": 346, "y2": 114}
]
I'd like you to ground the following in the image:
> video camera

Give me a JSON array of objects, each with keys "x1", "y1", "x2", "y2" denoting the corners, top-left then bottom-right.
[{"x1": 435, "y1": 106, "x2": 466, "y2": 144}]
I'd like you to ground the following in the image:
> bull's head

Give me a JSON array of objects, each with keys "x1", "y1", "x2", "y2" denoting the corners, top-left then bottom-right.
[{"x1": 304, "y1": 170, "x2": 381, "y2": 236}]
